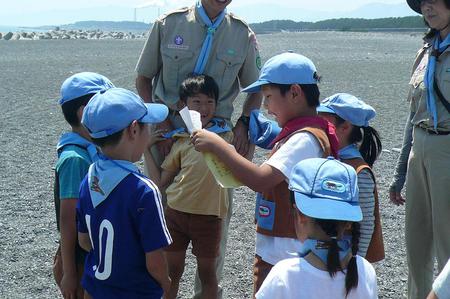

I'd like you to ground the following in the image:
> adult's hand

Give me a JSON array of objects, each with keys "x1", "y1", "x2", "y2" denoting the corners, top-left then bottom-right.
[
  {"x1": 389, "y1": 191, "x2": 406, "y2": 206},
  {"x1": 232, "y1": 120, "x2": 249, "y2": 157},
  {"x1": 155, "y1": 119, "x2": 174, "y2": 157}
]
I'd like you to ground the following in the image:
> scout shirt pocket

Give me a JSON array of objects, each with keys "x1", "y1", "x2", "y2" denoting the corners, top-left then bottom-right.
[
  {"x1": 408, "y1": 58, "x2": 427, "y2": 113},
  {"x1": 438, "y1": 55, "x2": 450, "y2": 98},
  {"x1": 161, "y1": 49, "x2": 194, "y2": 95},
  {"x1": 214, "y1": 51, "x2": 244, "y2": 87}
]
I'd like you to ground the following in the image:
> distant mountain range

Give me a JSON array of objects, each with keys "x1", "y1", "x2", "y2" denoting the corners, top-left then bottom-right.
[
  {"x1": 18, "y1": 15, "x2": 425, "y2": 35},
  {"x1": 231, "y1": 2, "x2": 417, "y2": 23},
  {"x1": 0, "y1": 2, "x2": 419, "y2": 28}
]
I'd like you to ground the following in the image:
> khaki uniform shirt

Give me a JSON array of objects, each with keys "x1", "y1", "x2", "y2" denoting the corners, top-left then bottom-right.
[
  {"x1": 408, "y1": 39, "x2": 450, "y2": 131},
  {"x1": 161, "y1": 131, "x2": 233, "y2": 218},
  {"x1": 135, "y1": 6, "x2": 261, "y2": 120}
]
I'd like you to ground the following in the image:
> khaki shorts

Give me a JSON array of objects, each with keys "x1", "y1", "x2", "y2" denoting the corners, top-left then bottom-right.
[{"x1": 164, "y1": 207, "x2": 222, "y2": 258}]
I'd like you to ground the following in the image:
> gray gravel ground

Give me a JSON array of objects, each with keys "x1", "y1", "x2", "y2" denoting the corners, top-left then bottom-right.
[{"x1": 0, "y1": 31, "x2": 424, "y2": 298}]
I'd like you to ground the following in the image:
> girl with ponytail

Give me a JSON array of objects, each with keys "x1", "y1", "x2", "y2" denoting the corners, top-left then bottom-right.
[
  {"x1": 318, "y1": 93, "x2": 385, "y2": 263},
  {"x1": 256, "y1": 158, "x2": 377, "y2": 299}
]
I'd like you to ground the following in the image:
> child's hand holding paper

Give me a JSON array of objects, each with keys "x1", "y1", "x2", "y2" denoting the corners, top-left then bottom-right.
[{"x1": 181, "y1": 107, "x2": 242, "y2": 188}]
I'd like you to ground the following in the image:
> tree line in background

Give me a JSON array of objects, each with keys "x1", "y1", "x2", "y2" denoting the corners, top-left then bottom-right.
[
  {"x1": 250, "y1": 16, "x2": 425, "y2": 33},
  {"x1": 34, "y1": 16, "x2": 426, "y2": 33}
]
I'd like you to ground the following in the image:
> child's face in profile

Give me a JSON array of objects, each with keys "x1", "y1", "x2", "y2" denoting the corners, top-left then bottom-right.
[
  {"x1": 261, "y1": 85, "x2": 295, "y2": 127},
  {"x1": 186, "y1": 93, "x2": 216, "y2": 127},
  {"x1": 318, "y1": 112, "x2": 350, "y2": 147}
]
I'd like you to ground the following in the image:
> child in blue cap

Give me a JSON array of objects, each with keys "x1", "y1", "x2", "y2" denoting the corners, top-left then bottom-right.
[
  {"x1": 256, "y1": 157, "x2": 378, "y2": 299},
  {"x1": 77, "y1": 88, "x2": 172, "y2": 299},
  {"x1": 192, "y1": 52, "x2": 340, "y2": 293},
  {"x1": 144, "y1": 74, "x2": 233, "y2": 299},
  {"x1": 317, "y1": 93, "x2": 384, "y2": 263},
  {"x1": 54, "y1": 72, "x2": 114, "y2": 299}
]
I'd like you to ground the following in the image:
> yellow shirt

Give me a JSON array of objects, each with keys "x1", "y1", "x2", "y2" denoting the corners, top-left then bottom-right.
[
  {"x1": 135, "y1": 5, "x2": 261, "y2": 120},
  {"x1": 161, "y1": 131, "x2": 233, "y2": 218}
]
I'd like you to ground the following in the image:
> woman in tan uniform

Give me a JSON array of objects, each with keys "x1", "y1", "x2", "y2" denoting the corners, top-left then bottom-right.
[{"x1": 390, "y1": 0, "x2": 450, "y2": 298}]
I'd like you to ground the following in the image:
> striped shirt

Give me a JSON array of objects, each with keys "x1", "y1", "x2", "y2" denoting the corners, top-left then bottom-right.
[{"x1": 357, "y1": 169, "x2": 375, "y2": 257}]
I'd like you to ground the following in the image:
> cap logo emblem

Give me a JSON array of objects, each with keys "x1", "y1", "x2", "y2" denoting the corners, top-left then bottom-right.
[
  {"x1": 322, "y1": 180, "x2": 345, "y2": 193},
  {"x1": 259, "y1": 205, "x2": 271, "y2": 217}
]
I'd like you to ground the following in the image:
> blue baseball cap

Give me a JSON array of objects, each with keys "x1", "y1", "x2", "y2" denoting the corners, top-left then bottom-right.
[
  {"x1": 249, "y1": 109, "x2": 281, "y2": 150},
  {"x1": 289, "y1": 157, "x2": 362, "y2": 222},
  {"x1": 82, "y1": 88, "x2": 169, "y2": 138},
  {"x1": 317, "y1": 93, "x2": 376, "y2": 127},
  {"x1": 242, "y1": 52, "x2": 319, "y2": 93},
  {"x1": 59, "y1": 72, "x2": 114, "y2": 105}
]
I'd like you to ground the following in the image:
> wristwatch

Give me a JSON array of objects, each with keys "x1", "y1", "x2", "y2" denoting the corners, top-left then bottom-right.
[{"x1": 238, "y1": 115, "x2": 250, "y2": 127}]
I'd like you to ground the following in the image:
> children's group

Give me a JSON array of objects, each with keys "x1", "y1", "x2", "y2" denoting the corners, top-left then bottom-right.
[{"x1": 51, "y1": 1, "x2": 450, "y2": 298}]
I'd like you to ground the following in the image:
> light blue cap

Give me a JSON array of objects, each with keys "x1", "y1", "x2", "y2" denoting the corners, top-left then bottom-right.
[
  {"x1": 82, "y1": 88, "x2": 169, "y2": 138},
  {"x1": 249, "y1": 109, "x2": 281, "y2": 150},
  {"x1": 242, "y1": 52, "x2": 319, "y2": 93},
  {"x1": 317, "y1": 93, "x2": 376, "y2": 127},
  {"x1": 289, "y1": 157, "x2": 362, "y2": 222},
  {"x1": 59, "y1": 72, "x2": 114, "y2": 105}
]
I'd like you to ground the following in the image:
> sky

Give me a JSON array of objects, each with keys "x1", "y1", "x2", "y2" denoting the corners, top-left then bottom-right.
[{"x1": 1, "y1": 0, "x2": 416, "y2": 27}]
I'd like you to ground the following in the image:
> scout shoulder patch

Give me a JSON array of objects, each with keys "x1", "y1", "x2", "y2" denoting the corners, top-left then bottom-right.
[{"x1": 256, "y1": 56, "x2": 262, "y2": 70}]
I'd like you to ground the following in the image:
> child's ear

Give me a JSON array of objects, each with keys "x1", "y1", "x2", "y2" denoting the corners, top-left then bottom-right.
[
  {"x1": 77, "y1": 105, "x2": 85, "y2": 124},
  {"x1": 128, "y1": 120, "x2": 139, "y2": 139},
  {"x1": 290, "y1": 84, "x2": 304, "y2": 103}
]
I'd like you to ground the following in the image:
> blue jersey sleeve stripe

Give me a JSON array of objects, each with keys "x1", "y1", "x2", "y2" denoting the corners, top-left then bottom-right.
[{"x1": 136, "y1": 175, "x2": 172, "y2": 244}]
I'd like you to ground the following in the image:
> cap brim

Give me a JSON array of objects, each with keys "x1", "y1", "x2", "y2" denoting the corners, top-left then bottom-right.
[
  {"x1": 407, "y1": 0, "x2": 421, "y2": 14},
  {"x1": 316, "y1": 105, "x2": 336, "y2": 114},
  {"x1": 141, "y1": 103, "x2": 169, "y2": 124},
  {"x1": 241, "y1": 79, "x2": 271, "y2": 93},
  {"x1": 294, "y1": 192, "x2": 362, "y2": 222}
]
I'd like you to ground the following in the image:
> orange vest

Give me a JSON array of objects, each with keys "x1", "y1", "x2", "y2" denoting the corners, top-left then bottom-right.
[
  {"x1": 342, "y1": 158, "x2": 385, "y2": 263},
  {"x1": 255, "y1": 127, "x2": 332, "y2": 238}
]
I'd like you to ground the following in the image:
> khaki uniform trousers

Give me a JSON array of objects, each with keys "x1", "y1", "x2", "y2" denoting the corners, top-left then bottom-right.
[{"x1": 405, "y1": 127, "x2": 450, "y2": 299}]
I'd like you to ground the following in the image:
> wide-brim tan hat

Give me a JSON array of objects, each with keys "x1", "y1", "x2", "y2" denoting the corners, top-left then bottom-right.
[{"x1": 407, "y1": 0, "x2": 422, "y2": 14}]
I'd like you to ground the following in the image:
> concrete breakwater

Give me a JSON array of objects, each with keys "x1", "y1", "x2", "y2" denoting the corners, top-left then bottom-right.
[{"x1": 0, "y1": 29, "x2": 148, "y2": 41}]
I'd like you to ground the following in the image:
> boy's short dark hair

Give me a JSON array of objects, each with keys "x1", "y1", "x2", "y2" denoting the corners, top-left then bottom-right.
[
  {"x1": 61, "y1": 94, "x2": 93, "y2": 127},
  {"x1": 91, "y1": 122, "x2": 146, "y2": 148},
  {"x1": 179, "y1": 74, "x2": 219, "y2": 103},
  {"x1": 271, "y1": 83, "x2": 320, "y2": 108}
]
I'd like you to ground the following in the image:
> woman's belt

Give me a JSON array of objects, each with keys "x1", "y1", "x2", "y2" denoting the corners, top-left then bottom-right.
[{"x1": 417, "y1": 123, "x2": 450, "y2": 135}]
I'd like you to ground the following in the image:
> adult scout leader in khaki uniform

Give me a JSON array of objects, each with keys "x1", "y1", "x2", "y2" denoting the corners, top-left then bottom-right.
[{"x1": 135, "y1": 0, "x2": 262, "y2": 298}]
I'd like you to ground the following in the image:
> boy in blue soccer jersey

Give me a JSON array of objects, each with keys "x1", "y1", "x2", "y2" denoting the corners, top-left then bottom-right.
[
  {"x1": 54, "y1": 72, "x2": 114, "y2": 299},
  {"x1": 76, "y1": 88, "x2": 172, "y2": 299}
]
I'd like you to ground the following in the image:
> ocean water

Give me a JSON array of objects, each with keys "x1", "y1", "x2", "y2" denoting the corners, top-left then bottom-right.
[{"x1": 0, "y1": 31, "x2": 423, "y2": 298}]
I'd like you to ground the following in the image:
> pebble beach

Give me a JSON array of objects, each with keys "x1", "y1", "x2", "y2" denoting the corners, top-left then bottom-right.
[{"x1": 0, "y1": 31, "x2": 423, "y2": 298}]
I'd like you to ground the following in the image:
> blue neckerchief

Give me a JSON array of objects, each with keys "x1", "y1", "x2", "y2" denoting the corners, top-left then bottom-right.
[
  {"x1": 338, "y1": 143, "x2": 362, "y2": 160},
  {"x1": 163, "y1": 118, "x2": 231, "y2": 138},
  {"x1": 249, "y1": 109, "x2": 281, "y2": 150},
  {"x1": 299, "y1": 238, "x2": 352, "y2": 266},
  {"x1": 56, "y1": 132, "x2": 99, "y2": 162},
  {"x1": 87, "y1": 153, "x2": 142, "y2": 208},
  {"x1": 193, "y1": 1, "x2": 226, "y2": 74},
  {"x1": 425, "y1": 33, "x2": 450, "y2": 129}
]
